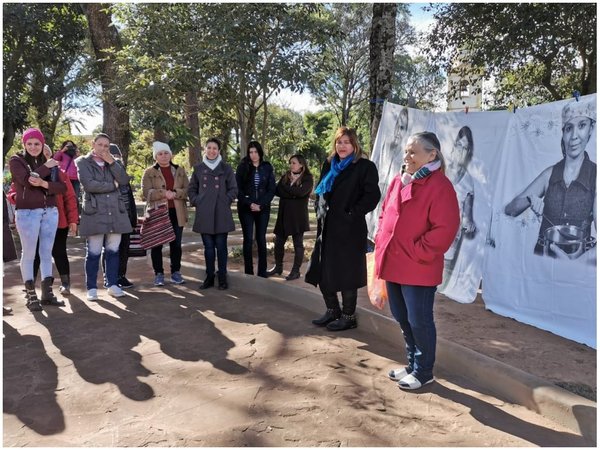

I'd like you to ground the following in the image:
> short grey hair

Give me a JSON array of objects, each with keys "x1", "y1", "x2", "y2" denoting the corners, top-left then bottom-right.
[{"x1": 407, "y1": 131, "x2": 446, "y2": 172}]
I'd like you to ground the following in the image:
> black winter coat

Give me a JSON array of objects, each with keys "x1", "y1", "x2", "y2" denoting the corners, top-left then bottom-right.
[
  {"x1": 305, "y1": 157, "x2": 380, "y2": 292},
  {"x1": 273, "y1": 171, "x2": 313, "y2": 236},
  {"x1": 235, "y1": 159, "x2": 276, "y2": 211}
]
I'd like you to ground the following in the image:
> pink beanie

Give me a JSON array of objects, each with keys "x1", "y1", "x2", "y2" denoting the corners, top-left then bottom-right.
[{"x1": 22, "y1": 128, "x2": 45, "y2": 146}]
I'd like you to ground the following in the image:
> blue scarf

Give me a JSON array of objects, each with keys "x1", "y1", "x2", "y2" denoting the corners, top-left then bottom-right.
[{"x1": 315, "y1": 155, "x2": 354, "y2": 195}]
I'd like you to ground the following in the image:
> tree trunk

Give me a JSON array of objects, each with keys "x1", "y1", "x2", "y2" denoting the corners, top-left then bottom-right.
[
  {"x1": 261, "y1": 90, "x2": 268, "y2": 153},
  {"x1": 81, "y1": 3, "x2": 130, "y2": 164},
  {"x1": 2, "y1": 121, "x2": 16, "y2": 167},
  {"x1": 369, "y1": 3, "x2": 396, "y2": 151},
  {"x1": 185, "y1": 90, "x2": 202, "y2": 167}
]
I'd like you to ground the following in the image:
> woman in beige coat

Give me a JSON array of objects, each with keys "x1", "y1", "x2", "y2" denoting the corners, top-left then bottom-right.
[{"x1": 141, "y1": 141, "x2": 189, "y2": 286}]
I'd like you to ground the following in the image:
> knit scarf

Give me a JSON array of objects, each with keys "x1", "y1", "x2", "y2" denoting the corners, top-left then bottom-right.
[
  {"x1": 315, "y1": 155, "x2": 354, "y2": 195},
  {"x1": 203, "y1": 154, "x2": 222, "y2": 171},
  {"x1": 401, "y1": 160, "x2": 441, "y2": 186}
]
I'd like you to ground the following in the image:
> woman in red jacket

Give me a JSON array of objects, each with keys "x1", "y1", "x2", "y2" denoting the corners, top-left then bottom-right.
[{"x1": 375, "y1": 132, "x2": 459, "y2": 390}]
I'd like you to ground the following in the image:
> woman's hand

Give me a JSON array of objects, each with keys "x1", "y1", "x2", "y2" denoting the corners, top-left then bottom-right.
[
  {"x1": 250, "y1": 203, "x2": 261, "y2": 212},
  {"x1": 44, "y1": 159, "x2": 59, "y2": 168},
  {"x1": 68, "y1": 223, "x2": 78, "y2": 236},
  {"x1": 462, "y1": 218, "x2": 477, "y2": 235},
  {"x1": 28, "y1": 176, "x2": 48, "y2": 189},
  {"x1": 528, "y1": 195, "x2": 544, "y2": 216},
  {"x1": 165, "y1": 190, "x2": 176, "y2": 200},
  {"x1": 547, "y1": 242, "x2": 584, "y2": 260}
]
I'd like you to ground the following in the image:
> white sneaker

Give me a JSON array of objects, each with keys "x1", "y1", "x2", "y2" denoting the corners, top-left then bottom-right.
[
  {"x1": 107, "y1": 285, "x2": 126, "y2": 298},
  {"x1": 397, "y1": 374, "x2": 434, "y2": 390},
  {"x1": 87, "y1": 289, "x2": 98, "y2": 301},
  {"x1": 388, "y1": 367, "x2": 410, "y2": 381}
]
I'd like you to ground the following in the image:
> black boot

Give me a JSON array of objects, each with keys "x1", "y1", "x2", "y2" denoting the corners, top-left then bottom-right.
[
  {"x1": 24, "y1": 280, "x2": 43, "y2": 312},
  {"x1": 41, "y1": 277, "x2": 65, "y2": 306},
  {"x1": 312, "y1": 308, "x2": 341, "y2": 326},
  {"x1": 326, "y1": 313, "x2": 357, "y2": 331},
  {"x1": 266, "y1": 265, "x2": 283, "y2": 277},
  {"x1": 286, "y1": 247, "x2": 304, "y2": 281},
  {"x1": 267, "y1": 236, "x2": 285, "y2": 277},
  {"x1": 199, "y1": 274, "x2": 215, "y2": 290},
  {"x1": 218, "y1": 273, "x2": 228, "y2": 290},
  {"x1": 59, "y1": 274, "x2": 71, "y2": 296}
]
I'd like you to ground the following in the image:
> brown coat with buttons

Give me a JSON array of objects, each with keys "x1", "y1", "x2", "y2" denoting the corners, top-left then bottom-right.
[
  {"x1": 188, "y1": 161, "x2": 237, "y2": 234},
  {"x1": 141, "y1": 163, "x2": 189, "y2": 227}
]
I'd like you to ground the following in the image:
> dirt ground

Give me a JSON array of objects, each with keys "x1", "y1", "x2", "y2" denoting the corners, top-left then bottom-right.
[
  {"x1": 2, "y1": 236, "x2": 596, "y2": 446},
  {"x1": 263, "y1": 246, "x2": 597, "y2": 402}
]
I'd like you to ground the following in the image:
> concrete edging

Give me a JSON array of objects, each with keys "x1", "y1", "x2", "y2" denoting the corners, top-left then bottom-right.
[{"x1": 226, "y1": 270, "x2": 597, "y2": 443}]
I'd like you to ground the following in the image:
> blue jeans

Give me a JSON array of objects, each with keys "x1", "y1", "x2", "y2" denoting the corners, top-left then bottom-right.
[
  {"x1": 150, "y1": 207, "x2": 183, "y2": 274},
  {"x1": 15, "y1": 207, "x2": 59, "y2": 282},
  {"x1": 201, "y1": 233, "x2": 228, "y2": 282},
  {"x1": 386, "y1": 282, "x2": 437, "y2": 383},
  {"x1": 86, "y1": 233, "x2": 121, "y2": 289},
  {"x1": 238, "y1": 208, "x2": 270, "y2": 276}
]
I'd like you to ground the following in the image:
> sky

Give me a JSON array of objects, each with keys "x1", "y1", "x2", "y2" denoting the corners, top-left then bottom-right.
[{"x1": 71, "y1": 3, "x2": 434, "y2": 135}]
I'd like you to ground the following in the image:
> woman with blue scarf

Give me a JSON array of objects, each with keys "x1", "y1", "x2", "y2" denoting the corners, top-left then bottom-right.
[{"x1": 306, "y1": 127, "x2": 380, "y2": 331}]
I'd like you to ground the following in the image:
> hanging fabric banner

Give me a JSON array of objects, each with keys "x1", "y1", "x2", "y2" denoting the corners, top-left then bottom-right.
[
  {"x1": 483, "y1": 95, "x2": 596, "y2": 347},
  {"x1": 369, "y1": 95, "x2": 596, "y2": 347}
]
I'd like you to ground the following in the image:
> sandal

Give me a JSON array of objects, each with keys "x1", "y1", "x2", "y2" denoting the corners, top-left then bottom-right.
[
  {"x1": 398, "y1": 374, "x2": 434, "y2": 390},
  {"x1": 388, "y1": 367, "x2": 410, "y2": 381}
]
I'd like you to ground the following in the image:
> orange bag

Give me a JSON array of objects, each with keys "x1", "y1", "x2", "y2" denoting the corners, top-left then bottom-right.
[{"x1": 366, "y1": 251, "x2": 388, "y2": 310}]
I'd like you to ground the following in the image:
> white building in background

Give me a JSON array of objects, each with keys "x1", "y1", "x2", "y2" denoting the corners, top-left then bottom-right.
[{"x1": 446, "y1": 53, "x2": 483, "y2": 112}]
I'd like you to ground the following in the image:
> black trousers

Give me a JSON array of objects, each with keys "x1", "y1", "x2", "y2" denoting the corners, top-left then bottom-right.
[{"x1": 319, "y1": 287, "x2": 357, "y2": 316}]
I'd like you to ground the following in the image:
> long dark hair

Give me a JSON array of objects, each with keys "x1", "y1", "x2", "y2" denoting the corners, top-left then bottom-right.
[
  {"x1": 283, "y1": 154, "x2": 310, "y2": 184},
  {"x1": 246, "y1": 140, "x2": 264, "y2": 163}
]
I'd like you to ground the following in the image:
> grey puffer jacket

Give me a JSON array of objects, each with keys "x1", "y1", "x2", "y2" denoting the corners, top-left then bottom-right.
[{"x1": 76, "y1": 154, "x2": 133, "y2": 237}]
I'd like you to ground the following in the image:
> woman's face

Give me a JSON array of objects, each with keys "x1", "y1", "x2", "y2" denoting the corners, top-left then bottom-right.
[
  {"x1": 205, "y1": 142, "x2": 220, "y2": 160},
  {"x1": 393, "y1": 110, "x2": 408, "y2": 144},
  {"x1": 24, "y1": 138, "x2": 43, "y2": 158},
  {"x1": 155, "y1": 150, "x2": 172, "y2": 166},
  {"x1": 248, "y1": 147, "x2": 260, "y2": 164},
  {"x1": 289, "y1": 157, "x2": 302, "y2": 173},
  {"x1": 451, "y1": 135, "x2": 469, "y2": 165},
  {"x1": 335, "y1": 135, "x2": 354, "y2": 160},
  {"x1": 562, "y1": 117, "x2": 593, "y2": 159},
  {"x1": 92, "y1": 137, "x2": 110, "y2": 154},
  {"x1": 403, "y1": 140, "x2": 436, "y2": 174}
]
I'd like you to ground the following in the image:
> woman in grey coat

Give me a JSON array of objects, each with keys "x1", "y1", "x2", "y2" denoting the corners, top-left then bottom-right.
[
  {"x1": 76, "y1": 133, "x2": 133, "y2": 300},
  {"x1": 188, "y1": 138, "x2": 238, "y2": 290}
]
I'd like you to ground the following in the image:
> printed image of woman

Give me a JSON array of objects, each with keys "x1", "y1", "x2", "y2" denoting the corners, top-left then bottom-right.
[
  {"x1": 505, "y1": 99, "x2": 596, "y2": 260},
  {"x1": 440, "y1": 125, "x2": 476, "y2": 289}
]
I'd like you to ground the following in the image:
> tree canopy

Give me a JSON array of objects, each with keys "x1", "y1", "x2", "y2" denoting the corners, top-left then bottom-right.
[{"x1": 427, "y1": 3, "x2": 597, "y2": 106}]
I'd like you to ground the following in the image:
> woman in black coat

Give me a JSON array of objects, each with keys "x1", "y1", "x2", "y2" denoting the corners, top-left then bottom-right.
[
  {"x1": 235, "y1": 141, "x2": 276, "y2": 277},
  {"x1": 267, "y1": 154, "x2": 314, "y2": 280},
  {"x1": 306, "y1": 127, "x2": 380, "y2": 331}
]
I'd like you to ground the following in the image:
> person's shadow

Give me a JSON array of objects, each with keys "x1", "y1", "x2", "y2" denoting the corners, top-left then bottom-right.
[
  {"x1": 3, "y1": 322, "x2": 65, "y2": 435},
  {"x1": 103, "y1": 286, "x2": 249, "y2": 376},
  {"x1": 33, "y1": 295, "x2": 155, "y2": 402},
  {"x1": 429, "y1": 381, "x2": 594, "y2": 447}
]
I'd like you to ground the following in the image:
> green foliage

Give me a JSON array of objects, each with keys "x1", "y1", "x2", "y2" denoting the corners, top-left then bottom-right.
[
  {"x1": 3, "y1": 3, "x2": 89, "y2": 153},
  {"x1": 391, "y1": 54, "x2": 445, "y2": 110},
  {"x1": 426, "y1": 3, "x2": 597, "y2": 106}
]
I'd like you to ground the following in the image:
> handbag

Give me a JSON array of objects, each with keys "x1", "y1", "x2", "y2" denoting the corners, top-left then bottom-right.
[
  {"x1": 140, "y1": 203, "x2": 175, "y2": 250},
  {"x1": 366, "y1": 251, "x2": 387, "y2": 310},
  {"x1": 128, "y1": 218, "x2": 147, "y2": 257}
]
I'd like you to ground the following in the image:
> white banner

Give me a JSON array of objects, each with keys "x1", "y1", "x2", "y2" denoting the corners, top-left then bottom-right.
[
  {"x1": 483, "y1": 95, "x2": 596, "y2": 347},
  {"x1": 369, "y1": 95, "x2": 597, "y2": 347}
]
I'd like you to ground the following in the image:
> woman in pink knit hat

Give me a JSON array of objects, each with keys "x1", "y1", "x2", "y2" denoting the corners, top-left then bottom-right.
[{"x1": 8, "y1": 128, "x2": 66, "y2": 312}]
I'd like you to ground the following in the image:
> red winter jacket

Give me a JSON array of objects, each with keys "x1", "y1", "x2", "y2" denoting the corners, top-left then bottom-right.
[
  {"x1": 7, "y1": 170, "x2": 78, "y2": 229},
  {"x1": 374, "y1": 170, "x2": 460, "y2": 287}
]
